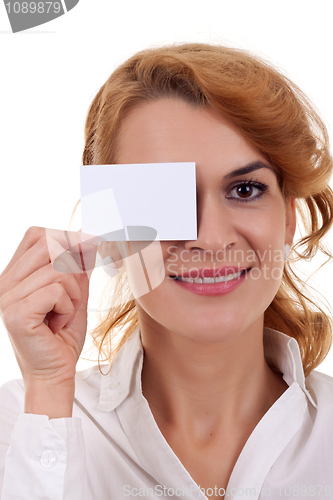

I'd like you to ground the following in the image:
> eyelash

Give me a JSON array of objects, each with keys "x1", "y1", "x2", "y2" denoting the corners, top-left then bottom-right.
[{"x1": 226, "y1": 178, "x2": 269, "y2": 203}]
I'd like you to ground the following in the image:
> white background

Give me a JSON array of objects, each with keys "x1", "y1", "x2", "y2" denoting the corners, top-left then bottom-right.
[{"x1": 1, "y1": 0, "x2": 333, "y2": 387}]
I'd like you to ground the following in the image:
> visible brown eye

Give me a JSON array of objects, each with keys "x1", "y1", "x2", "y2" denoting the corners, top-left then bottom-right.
[
  {"x1": 236, "y1": 184, "x2": 253, "y2": 198},
  {"x1": 227, "y1": 180, "x2": 268, "y2": 203}
]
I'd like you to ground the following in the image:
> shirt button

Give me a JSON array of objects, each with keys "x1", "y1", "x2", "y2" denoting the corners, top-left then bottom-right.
[{"x1": 41, "y1": 451, "x2": 57, "y2": 467}]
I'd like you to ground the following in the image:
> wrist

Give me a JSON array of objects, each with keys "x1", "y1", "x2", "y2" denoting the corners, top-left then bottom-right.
[{"x1": 24, "y1": 379, "x2": 75, "y2": 419}]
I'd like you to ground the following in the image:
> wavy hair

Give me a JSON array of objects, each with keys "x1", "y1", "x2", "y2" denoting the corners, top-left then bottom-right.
[{"x1": 72, "y1": 42, "x2": 333, "y2": 377}]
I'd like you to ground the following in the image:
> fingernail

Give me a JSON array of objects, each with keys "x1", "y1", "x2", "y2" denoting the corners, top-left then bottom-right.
[
  {"x1": 101, "y1": 256, "x2": 119, "y2": 277},
  {"x1": 101, "y1": 256, "x2": 117, "y2": 268},
  {"x1": 65, "y1": 315, "x2": 75, "y2": 329}
]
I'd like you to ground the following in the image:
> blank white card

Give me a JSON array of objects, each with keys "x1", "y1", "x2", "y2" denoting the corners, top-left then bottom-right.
[{"x1": 80, "y1": 162, "x2": 197, "y2": 241}]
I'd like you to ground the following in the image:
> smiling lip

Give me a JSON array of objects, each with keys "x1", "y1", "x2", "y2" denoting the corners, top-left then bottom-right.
[
  {"x1": 170, "y1": 268, "x2": 250, "y2": 296},
  {"x1": 170, "y1": 266, "x2": 247, "y2": 279}
]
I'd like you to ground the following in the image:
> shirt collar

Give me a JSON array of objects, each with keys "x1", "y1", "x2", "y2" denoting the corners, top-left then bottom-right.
[
  {"x1": 97, "y1": 326, "x2": 317, "y2": 412},
  {"x1": 263, "y1": 327, "x2": 317, "y2": 408}
]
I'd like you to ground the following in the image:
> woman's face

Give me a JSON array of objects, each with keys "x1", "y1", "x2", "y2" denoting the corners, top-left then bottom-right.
[{"x1": 115, "y1": 98, "x2": 296, "y2": 343}]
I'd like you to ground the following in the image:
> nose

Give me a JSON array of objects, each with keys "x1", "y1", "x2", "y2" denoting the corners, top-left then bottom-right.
[{"x1": 184, "y1": 194, "x2": 238, "y2": 255}]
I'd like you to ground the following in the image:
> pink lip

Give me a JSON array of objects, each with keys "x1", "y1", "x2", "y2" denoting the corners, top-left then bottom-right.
[
  {"x1": 171, "y1": 266, "x2": 248, "y2": 279},
  {"x1": 171, "y1": 269, "x2": 248, "y2": 296}
]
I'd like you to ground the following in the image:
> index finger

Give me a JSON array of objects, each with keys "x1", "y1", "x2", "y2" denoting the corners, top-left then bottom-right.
[
  {"x1": 0, "y1": 226, "x2": 103, "y2": 278},
  {"x1": 0, "y1": 226, "x2": 47, "y2": 278}
]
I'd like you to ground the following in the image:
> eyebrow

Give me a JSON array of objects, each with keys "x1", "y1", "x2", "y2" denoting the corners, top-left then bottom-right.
[{"x1": 224, "y1": 161, "x2": 275, "y2": 179}]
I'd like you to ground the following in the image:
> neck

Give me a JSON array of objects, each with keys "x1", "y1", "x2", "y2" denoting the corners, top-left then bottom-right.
[{"x1": 140, "y1": 315, "x2": 287, "y2": 441}]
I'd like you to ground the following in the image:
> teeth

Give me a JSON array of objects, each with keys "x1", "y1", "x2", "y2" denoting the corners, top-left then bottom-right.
[
  {"x1": 202, "y1": 277, "x2": 215, "y2": 284},
  {"x1": 176, "y1": 271, "x2": 244, "y2": 284}
]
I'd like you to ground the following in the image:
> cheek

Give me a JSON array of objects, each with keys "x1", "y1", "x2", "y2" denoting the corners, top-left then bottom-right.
[
  {"x1": 243, "y1": 204, "x2": 286, "y2": 252},
  {"x1": 134, "y1": 279, "x2": 177, "y2": 329},
  {"x1": 249, "y1": 246, "x2": 285, "y2": 309},
  {"x1": 240, "y1": 208, "x2": 286, "y2": 288}
]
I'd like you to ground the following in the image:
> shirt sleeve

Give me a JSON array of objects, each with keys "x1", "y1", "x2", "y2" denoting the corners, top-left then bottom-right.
[{"x1": 0, "y1": 379, "x2": 87, "y2": 500}]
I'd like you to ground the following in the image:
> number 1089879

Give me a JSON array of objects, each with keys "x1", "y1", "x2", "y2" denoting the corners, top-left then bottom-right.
[{"x1": 5, "y1": 2, "x2": 62, "y2": 14}]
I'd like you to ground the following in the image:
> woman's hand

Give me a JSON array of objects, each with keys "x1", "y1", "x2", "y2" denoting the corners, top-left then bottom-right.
[{"x1": 0, "y1": 226, "x2": 101, "y2": 389}]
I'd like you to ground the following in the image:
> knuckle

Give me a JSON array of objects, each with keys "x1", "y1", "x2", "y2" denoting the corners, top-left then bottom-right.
[
  {"x1": 37, "y1": 235, "x2": 53, "y2": 260},
  {"x1": 0, "y1": 280, "x2": 5, "y2": 302},
  {"x1": 60, "y1": 272, "x2": 74, "y2": 288},
  {"x1": 2, "y1": 302, "x2": 19, "y2": 331},
  {"x1": 0, "y1": 293, "x2": 8, "y2": 315},
  {"x1": 52, "y1": 282, "x2": 65, "y2": 299},
  {"x1": 38, "y1": 234, "x2": 48, "y2": 248},
  {"x1": 25, "y1": 226, "x2": 45, "y2": 240},
  {"x1": 60, "y1": 275, "x2": 83, "y2": 304}
]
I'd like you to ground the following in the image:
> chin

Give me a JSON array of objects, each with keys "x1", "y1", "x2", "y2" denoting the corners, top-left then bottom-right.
[
  {"x1": 136, "y1": 282, "x2": 266, "y2": 344},
  {"x1": 149, "y1": 306, "x2": 251, "y2": 345},
  {"x1": 178, "y1": 313, "x2": 250, "y2": 344}
]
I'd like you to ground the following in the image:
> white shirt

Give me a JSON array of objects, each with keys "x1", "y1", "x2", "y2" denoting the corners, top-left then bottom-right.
[{"x1": 0, "y1": 326, "x2": 333, "y2": 500}]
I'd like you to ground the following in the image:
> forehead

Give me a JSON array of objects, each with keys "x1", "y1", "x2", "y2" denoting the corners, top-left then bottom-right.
[{"x1": 116, "y1": 98, "x2": 268, "y2": 172}]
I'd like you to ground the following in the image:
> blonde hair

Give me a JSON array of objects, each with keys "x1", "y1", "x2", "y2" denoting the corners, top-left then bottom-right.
[{"x1": 74, "y1": 42, "x2": 333, "y2": 377}]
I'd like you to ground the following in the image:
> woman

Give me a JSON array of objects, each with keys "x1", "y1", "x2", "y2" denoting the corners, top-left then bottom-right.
[{"x1": 0, "y1": 43, "x2": 333, "y2": 500}]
